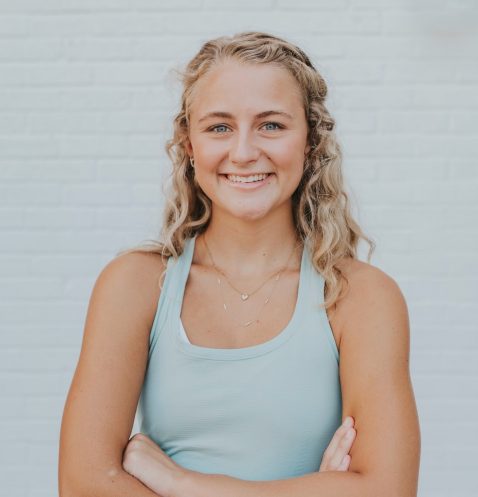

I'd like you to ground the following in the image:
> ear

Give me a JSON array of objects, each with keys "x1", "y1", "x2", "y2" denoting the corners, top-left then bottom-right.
[
  {"x1": 184, "y1": 137, "x2": 193, "y2": 156},
  {"x1": 304, "y1": 143, "x2": 311, "y2": 155}
]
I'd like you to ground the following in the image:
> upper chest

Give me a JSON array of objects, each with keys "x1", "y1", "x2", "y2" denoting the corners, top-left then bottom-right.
[{"x1": 180, "y1": 263, "x2": 341, "y2": 350}]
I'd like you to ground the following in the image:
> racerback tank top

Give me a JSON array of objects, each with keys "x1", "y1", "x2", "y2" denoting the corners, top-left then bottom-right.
[{"x1": 137, "y1": 234, "x2": 342, "y2": 481}]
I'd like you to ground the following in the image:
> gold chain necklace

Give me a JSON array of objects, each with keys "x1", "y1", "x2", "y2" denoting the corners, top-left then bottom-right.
[
  {"x1": 202, "y1": 234, "x2": 301, "y2": 328},
  {"x1": 203, "y1": 236, "x2": 284, "y2": 301}
]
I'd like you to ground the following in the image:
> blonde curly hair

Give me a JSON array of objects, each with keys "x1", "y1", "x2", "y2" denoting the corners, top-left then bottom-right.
[{"x1": 118, "y1": 31, "x2": 375, "y2": 311}]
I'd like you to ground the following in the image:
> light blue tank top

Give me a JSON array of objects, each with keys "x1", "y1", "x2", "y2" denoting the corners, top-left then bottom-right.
[{"x1": 137, "y1": 234, "x2": 342, "y2": 481}]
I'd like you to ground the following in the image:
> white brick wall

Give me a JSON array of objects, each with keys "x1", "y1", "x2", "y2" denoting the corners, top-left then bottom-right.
[{"x1": 1, "y1": 1, "x2": 477, "y2": 496}]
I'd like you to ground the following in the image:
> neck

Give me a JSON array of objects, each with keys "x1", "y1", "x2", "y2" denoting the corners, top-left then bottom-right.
[{"x1": 197, "y1": 208, "x2": 303, "y2": 280}]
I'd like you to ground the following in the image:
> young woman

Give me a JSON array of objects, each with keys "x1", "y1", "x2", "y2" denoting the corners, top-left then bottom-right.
[{"x1": 59, "y1": 32, "x2": 420, "y2": 497}]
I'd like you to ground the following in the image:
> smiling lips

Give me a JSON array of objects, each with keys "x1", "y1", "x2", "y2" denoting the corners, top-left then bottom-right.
[
  {"x1": 226, "y1": 173, "x2": 269, "y2": 183},
  {"x1": 226, "y1": 173, "x2": 272, "y2": 183}
]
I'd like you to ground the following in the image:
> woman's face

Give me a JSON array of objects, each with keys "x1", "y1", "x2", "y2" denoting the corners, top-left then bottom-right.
[{"x1": 186, "y1": 60, "x2": 310, "y2": 222}]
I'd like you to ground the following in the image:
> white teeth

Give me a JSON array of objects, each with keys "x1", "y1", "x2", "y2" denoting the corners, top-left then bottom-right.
[{"x1": 226, "y1": 173, "x2": 269, "y2": 183}]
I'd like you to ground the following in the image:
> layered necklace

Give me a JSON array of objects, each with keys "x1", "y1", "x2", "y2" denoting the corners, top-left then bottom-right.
[{"x1": 202, "y1": 234, "x2": 301, "y2": 328}]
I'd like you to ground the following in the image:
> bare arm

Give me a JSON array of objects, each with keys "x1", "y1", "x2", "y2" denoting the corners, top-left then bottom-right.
[
  {"x1": 58, "y1": 251, "x2": 168, "y2": 497},
  {"x1": 172, "y1": 263, "x2": 421, "y2": 497}
]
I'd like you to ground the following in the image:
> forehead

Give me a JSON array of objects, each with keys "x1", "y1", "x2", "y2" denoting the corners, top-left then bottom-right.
[{"x1": 189, "y1": 60, "x2": 304, "y2": 120}]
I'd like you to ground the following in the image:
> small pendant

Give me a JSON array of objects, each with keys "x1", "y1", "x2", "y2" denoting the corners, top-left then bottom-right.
[
  {"x1": 243, "y1": 320, "x2": 254, "y2": 327},
  {"x1": 241, "y1": 293, "x2": 249, "y2": 301}
]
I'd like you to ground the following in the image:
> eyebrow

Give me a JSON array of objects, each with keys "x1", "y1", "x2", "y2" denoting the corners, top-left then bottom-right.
[{"x1": 197, "y1": 110, "x2": 294, "y2": 124}]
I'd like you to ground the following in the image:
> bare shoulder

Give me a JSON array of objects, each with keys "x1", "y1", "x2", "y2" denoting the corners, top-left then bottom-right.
[
  {"x1": 104, "y1": 249, "x2": 168, "y2": 285},
  {"x1": 331, "y1": 257, "x2": 408, "y2": 343},
  {"x1": 336, "y1": 256, "x2": 402, "y2": 292},
  {"x1": 89, "y1": 250, "x2": 168, "y2": 336}
]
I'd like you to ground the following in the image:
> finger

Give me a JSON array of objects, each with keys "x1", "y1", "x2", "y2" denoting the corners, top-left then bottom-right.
[
  {"x1": 328, "y1": 428, "x2": 355, "y2": 469},
  {"x1": 337, "y1": 454, "x2": 351, "y2": 471},
  {"x1": 129, "y1": 432, "x2": 158, "y2": 449},
  {"x1": 321, "y1": 418, "x2": 354, "y2": 463},
  {"x1": 319, "y1": 426, "x2": 355, "y2": 472}
]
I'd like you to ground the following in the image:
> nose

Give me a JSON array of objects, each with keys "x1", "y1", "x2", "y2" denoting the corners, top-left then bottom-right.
[{"x1": 229, "y1": 128, "x2": 260, "y2": 165}]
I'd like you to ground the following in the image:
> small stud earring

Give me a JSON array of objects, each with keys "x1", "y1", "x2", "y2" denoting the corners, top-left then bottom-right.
[{"x1": 190, "y1": 157, "x2": 195, "y2": 168}]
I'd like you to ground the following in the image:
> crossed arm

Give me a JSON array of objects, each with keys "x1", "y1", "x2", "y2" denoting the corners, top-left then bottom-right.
[{"x1": 59, "y1": 253, "x2": 420, "y2": 497}]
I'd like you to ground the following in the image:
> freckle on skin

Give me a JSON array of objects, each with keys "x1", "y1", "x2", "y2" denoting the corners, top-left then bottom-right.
[{"x1": 107, "y1": 467, "x2": 119, "y2": 478}]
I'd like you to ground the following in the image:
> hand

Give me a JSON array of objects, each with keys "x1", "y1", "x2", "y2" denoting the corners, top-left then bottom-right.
[
  {"x1": 319, "y1": 416, "x2": 356, "y2": 472},
  {"x1": 122, "y1": 432, "x2": 188, "y2": 497}
]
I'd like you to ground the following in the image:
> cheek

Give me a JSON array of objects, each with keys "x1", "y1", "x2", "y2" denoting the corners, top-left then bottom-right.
[
  {"x1": 192, "y1": 166, "x2": 220, "y2": 196},
  {"x1": 272, "y1": 145, "x2": 306, "y2": 176},
  {"x1": 193, "y1": 135, "x2": 227, "y2": 160},
  {"x1": 271, "y1": 133, "x2": 306, "y2": 159}
]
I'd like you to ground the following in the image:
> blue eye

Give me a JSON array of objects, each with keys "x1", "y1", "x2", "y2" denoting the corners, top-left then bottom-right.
[
  {"x1": 262, "y1": 122, "x2": 283, "y2": 131},
  {"x1": 207, "y1": 122, "x2": 284, "y2": 133},
  {"x1": 209, "y1": 124, "x2": 230, "y2": 133}
]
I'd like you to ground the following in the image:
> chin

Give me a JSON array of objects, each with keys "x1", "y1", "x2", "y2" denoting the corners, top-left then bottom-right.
[{"x1": 229, "y1": 207, "x2": 271, "y2": 222}]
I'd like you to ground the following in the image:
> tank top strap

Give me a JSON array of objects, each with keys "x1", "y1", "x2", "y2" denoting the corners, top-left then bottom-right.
[
  {"x1": 171, "y1": 235, "x2": 197, "y2": 304},
  {"x1": 148, "y1": 236, "x2": 196, "y2": 357},
  {"x1": 301, "y1": 239, "x2": 340, "y2": 362}
]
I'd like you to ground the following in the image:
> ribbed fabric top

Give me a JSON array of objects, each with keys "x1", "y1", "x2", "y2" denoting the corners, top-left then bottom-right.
[{"x1": 137, "y1": 234, "x2": 342, "y2": 481}]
